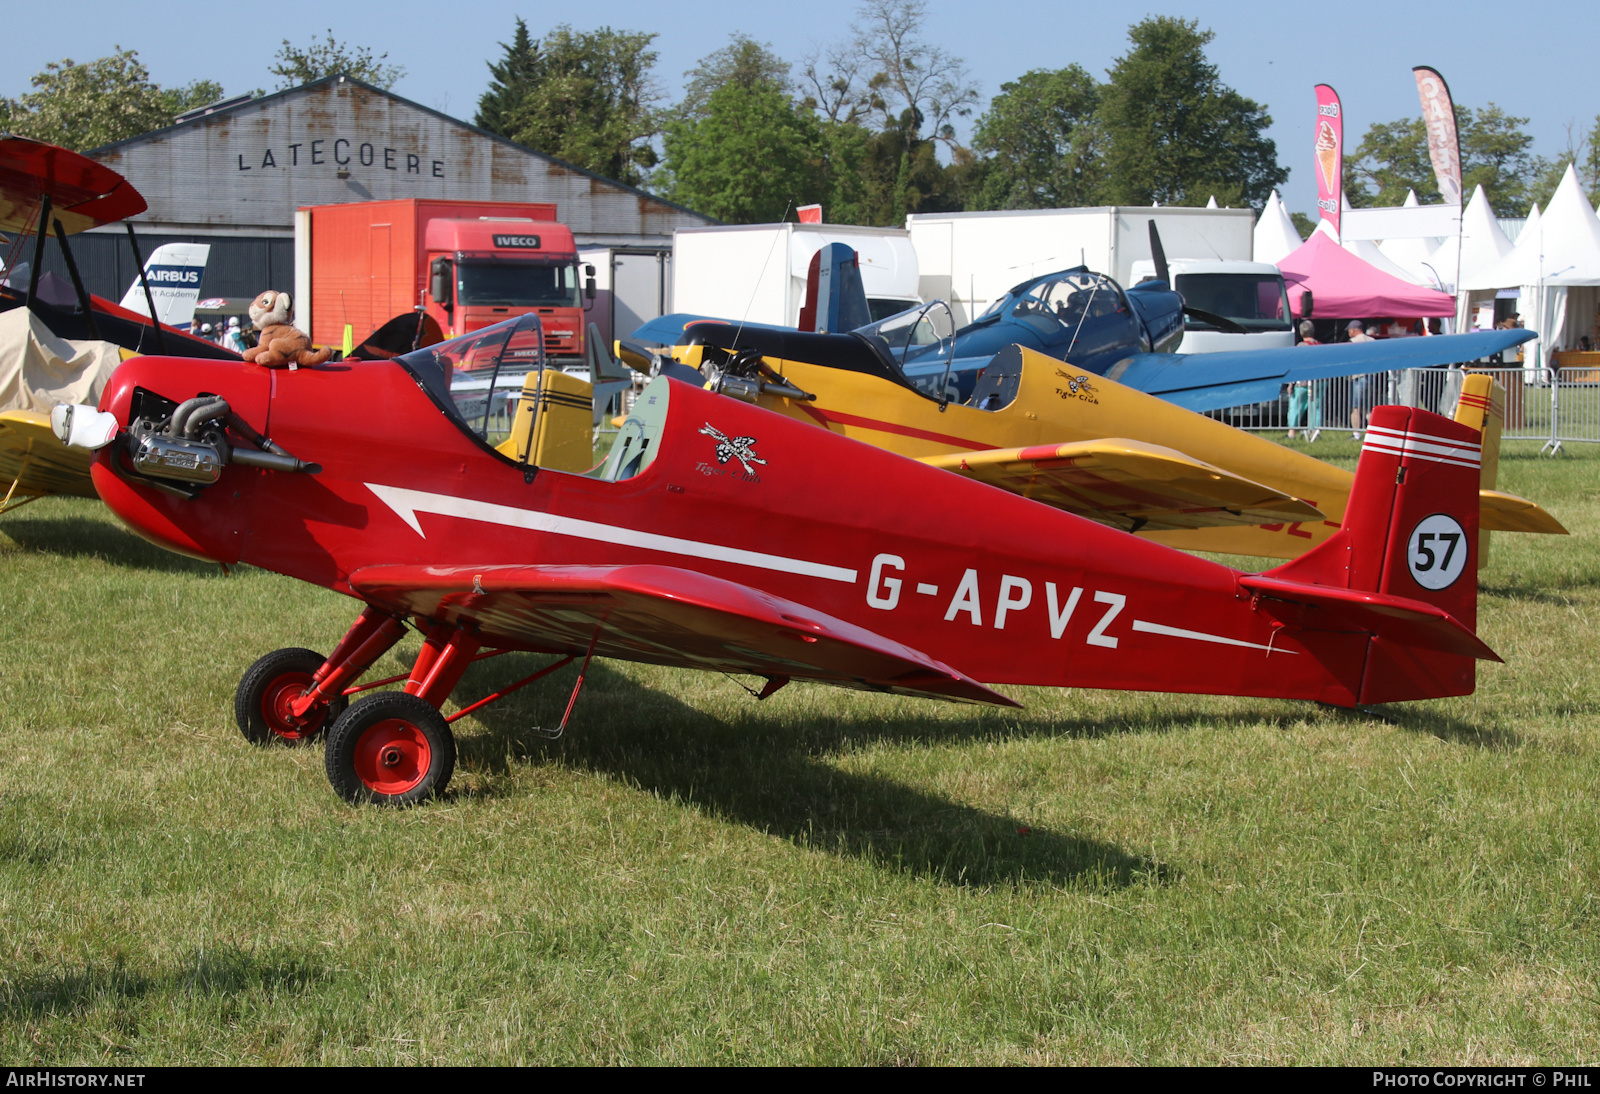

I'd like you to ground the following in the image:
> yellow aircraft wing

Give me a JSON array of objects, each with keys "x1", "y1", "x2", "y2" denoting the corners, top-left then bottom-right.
[
  {"x1": 0, "y1": 410, "x2": 98, "y2": 511},
  {"x1": 1479, "y1": 488, "x2": 1569, "y2": 534},
  {"x1": 919, "y1": 438, "x2": 1323, "y2": 532}
]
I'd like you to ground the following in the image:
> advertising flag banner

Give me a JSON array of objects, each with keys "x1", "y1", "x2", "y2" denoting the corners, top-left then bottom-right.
[
  {"x1": 1413, "y1": 66, "x2": 1462, "y2": 205},
  {"x1": 1313, "y1": 85, "x2": 1344, "y2": 239}
]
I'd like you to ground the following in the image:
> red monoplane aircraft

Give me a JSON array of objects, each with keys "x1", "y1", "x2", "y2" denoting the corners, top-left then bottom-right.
[{"x1": 73, "y1": 316, "x2": 1498, "y2": 805}]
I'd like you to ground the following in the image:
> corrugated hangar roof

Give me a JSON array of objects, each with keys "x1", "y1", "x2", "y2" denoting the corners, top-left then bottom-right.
[{"x1": 87, "y1": 74, "x2": 715, "y2": 240}]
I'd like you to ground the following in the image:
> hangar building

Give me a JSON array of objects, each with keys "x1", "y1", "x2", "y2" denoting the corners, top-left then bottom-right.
[{"x1": 15, "y1": 75, "x2": 708, "y2": 333}]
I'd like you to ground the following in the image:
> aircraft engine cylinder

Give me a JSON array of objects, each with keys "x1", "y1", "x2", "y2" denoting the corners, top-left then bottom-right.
[{"x1": 129, "y1": 434, "x2": 224, "y2": 484}]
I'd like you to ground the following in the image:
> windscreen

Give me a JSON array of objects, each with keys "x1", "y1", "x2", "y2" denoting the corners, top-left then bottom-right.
[
  {"x1": 394, "y1": 314, "x2": 547, "y2": 448},
  {"x1": 457, "y1": 258, "x2": 580, "y2": 307},
  {"x1": 1176, "y1": 273, "x2": 1291, "y2": 330}
]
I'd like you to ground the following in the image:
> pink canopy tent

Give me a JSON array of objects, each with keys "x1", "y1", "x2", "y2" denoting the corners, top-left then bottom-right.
[{"x1": 1279, "y1": 229, "x2": 1456, "y2": 318}]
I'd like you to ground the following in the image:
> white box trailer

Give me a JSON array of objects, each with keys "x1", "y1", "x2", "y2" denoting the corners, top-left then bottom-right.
[
  {"x1": 579, "y1": 246, "x2": 673, "y2": 348},
  {"x1": 906, "y1": 206, "x2": 1257, "y2": 326},
  {"x1": 670, "y1": 223, "x2": 921, "y2": 331}
]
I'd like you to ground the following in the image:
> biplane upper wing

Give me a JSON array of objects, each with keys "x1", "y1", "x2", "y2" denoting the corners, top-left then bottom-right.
[
  {"x1": 1107, "y1": 329, "x2": 1538, "y2": 414},
  {"x1": 918, "y1": 438, "x2": 1323, "y2": 532},
  {"x1": 348, "y1": 562, "x2": 1019, "y2": 707},
  {"x1": 0, "y1": 410, "x2": 97, "y2": 502},
  {"x1": 0, "y1": 135, "x2": 147, "y2": 235}
]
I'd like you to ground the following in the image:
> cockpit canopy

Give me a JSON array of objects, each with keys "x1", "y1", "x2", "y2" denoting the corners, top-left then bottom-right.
[{"x1": 395, "y1": 313, "x2": 547, "y2": 444}]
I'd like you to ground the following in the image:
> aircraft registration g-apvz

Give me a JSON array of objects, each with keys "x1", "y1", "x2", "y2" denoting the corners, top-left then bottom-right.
[{"x1": 65, "y1": 314, "x2": 1500, "y2": 806}]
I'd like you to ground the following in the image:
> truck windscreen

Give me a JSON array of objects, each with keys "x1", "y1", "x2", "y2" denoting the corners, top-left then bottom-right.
[
  {"x1": 1175, "y1": 274, "x2": 1291, "y2": 331},
  {"x1": 457, "y1": 259, "x2": 579, "y2": 307}
]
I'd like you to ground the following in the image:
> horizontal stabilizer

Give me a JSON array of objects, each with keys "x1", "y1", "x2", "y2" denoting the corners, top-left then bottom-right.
[
  {"x1": 1238, "y1": 573, "x2": 1500, "y2": 662},
  {"x1": 350, "y1": 562, "x2": 1018, "y2": 707},
  {"x1": 1479, "y1": 488, "x2": 1569, "y2": 534},
  {"x1": 919, "y1": 438, "x2": 1322, "y2": 532}
]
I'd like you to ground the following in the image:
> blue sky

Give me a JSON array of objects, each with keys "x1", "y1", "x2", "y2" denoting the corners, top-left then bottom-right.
[{"x1": 7, "y1": 1, "x2": 1594, "y2": 217}]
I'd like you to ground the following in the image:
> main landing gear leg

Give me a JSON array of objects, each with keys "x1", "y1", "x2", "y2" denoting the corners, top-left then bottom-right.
[
  {"x1": 324, "y1": 621, "x2": 481, "y2": 806},
  {"x1": 232, "y1": 606, "x2": 407, "y2": 746}
]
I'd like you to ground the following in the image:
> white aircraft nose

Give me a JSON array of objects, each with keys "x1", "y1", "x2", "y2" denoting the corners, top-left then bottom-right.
[{"x1": 51, "y1": 404, "x2": 119, "y2": 449}]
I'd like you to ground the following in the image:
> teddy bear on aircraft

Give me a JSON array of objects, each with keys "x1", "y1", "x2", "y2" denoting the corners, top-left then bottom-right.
[{"x1": 242, "y1": 291, "x2": 333, "y2": 368}]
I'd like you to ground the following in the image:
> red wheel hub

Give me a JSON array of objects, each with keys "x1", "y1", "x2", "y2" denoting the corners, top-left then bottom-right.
[
  {"x1": 263, "y1": 672, "x2": 322, "y2": 740},
  {"x1": 353, "y1": 719, "x2": 432, "y2": 795}
]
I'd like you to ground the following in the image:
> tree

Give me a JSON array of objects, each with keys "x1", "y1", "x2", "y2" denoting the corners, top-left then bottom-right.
[
  {"x1": 1097, "y1": 17, "x2": 1287, "y2": 208},
  {"x1": 496, "y1": 25, "x2": 660, "y2": 187},
  {"x1": 797, "y1": 0, "x2": 978, "y2": 224},
  {"x1": 1344, "y1": 104, "x2": 1545, "y2": 213},
  {"x1": 476, "y1": 18, "x2": 539, "y2": 136},
  {"x1": 270, "y1": 31, "x2": 405, "y2": 90},
  {"x1": 968, "y1": 66, "x2": 1102, "y2": 210},
  {"x1": 661, "y1": 80, "x2": 821, "y2": 223},
  {"x1": 677, "y1": 34, "x2": 791, "y2": 121},
  {"x1": 0, "y1": 48, "x2": 223, "y2": 151}
]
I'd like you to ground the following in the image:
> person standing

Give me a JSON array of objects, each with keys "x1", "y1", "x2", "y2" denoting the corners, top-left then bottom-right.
[
  {"x1": 1288, "y1": 320, "x2": 1322, "y2": 440},
  {"x1": 1347, "y1": 321, "x2": 1373, "y2": 437},
  {"x1": 222, "y1": 315, "x2": 248, "y2": 355}
]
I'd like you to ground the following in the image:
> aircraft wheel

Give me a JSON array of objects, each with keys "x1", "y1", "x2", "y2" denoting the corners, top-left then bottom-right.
[
  {"x1": 324, "y1": 692, "x2": 455, "y2": 807},
  {"x1": 235, "y1": 647, "x2": 348, "y2": 746}
]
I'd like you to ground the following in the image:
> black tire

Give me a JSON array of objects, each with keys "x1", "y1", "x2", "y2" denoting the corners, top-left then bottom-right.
[
  {"x1": 235, "y1": 647, "x2": 347, "y2": 746},
  {"x1": 323, "y1": 692, "x2": 456, "y2": 807}
]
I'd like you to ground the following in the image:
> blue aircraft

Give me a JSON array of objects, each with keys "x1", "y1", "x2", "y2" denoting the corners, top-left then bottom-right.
[{"x1": 631, "y1": 234, "x2": 1534, "y2": 415}]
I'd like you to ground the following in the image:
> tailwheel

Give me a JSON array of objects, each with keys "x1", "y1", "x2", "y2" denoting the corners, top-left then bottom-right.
[
  {"x1": 235, "y1": 647, "x2": 348, "y2": 745},
  {"x1": 323, "y1": 692, "x2": 456, "y2": 806}
]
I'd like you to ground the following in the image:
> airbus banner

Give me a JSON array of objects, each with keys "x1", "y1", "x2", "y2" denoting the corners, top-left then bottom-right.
[
  {"x1": 1313, "y1": 85, "x2": 1344, "y2": 240},
  {"x1": 1413, "y1": 66, "x2": 1463, "y2": 206}
]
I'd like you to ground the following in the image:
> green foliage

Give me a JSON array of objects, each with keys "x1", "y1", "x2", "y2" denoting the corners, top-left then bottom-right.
[
  {"x1": 1344, "y1": 104, "x2": 1549, "y2": 215},
  {"x1": 0, "y1": 48, "x2": 223, "y2": 152},
  {"x1": 1096, "y1": 17, "x2": 1286, "y2": 208},
  {"x1": 677, "y1": 34, "x2": 791, "y2": 122},
  {"x1": 475, "y1": 17, "x2": 539, "y2": 137},
  {"x1": 492, "y1": 24, "x2": 660, "y2": 188},
  {"x1": 660, "y1": 80, "x2": 821, "y2": 223},
  {"x1": 1289, "y1": 211, "x2": 1316, "y2": 240},
  {"x1": 269, "y1": 31, "x2": 405, "y2": 91},
  {"x1": 968, "y1": 66, "x2": 1102, "y2": 210}
]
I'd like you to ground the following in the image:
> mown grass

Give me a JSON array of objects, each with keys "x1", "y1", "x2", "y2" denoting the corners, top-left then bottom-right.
[{"x1": 1, "y1": 440, "x2": 1598, "y2": 1064}]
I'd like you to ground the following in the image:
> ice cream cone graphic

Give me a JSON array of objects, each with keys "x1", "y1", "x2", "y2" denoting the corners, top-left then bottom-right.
[{"x1": 1315, "y1": 120, "x2": 1340, "y2": 193}]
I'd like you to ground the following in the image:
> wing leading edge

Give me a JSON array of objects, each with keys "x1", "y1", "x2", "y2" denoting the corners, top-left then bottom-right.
[
  {"x1": 1108, "y1": 329, "x2": 1538, "y2": 413},
  {"x1": 348, "y1": 562, "x2": 1019, "y2": 708}
]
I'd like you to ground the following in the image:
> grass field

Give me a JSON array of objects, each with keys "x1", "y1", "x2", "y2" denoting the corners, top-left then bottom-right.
[{"x1": 2, "y1": 438, "x2": 1597, "y2": 1064}]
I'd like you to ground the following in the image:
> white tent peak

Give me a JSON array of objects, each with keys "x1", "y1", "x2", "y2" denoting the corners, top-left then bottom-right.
[
  {"x1": 1253, "y1": 189, "x2": 1303, "y2": 265},
  {"x1": 1205, "y1": 195, "x2": 1218, "y2": 209},
  {"x1": 1402, "y1": 189, "x2": 1419, "y2": 207}
]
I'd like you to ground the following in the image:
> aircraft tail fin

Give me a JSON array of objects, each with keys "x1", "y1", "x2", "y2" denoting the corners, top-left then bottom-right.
[
  {"x1": 797, "y1": 242, "x2": 870, "y2": 334},
  {"x1": 118, "y1": 242, "x2": 210, "y2": 331},
  {"x1": 1453, "y1": 371, "x2": 1503, "y2": 563},
  {"x1": 1249, "y1": 404, "x2": 1491, "y2": 702}
]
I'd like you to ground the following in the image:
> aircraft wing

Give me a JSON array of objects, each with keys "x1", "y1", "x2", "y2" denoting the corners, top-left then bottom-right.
[
  {"x1": 1479, "y1": 489, "x2": 1569, "y2": 534},
  {"x1": 1106, "y1": 330, "x2": 1537, "y2": 413},
  {"x1": 348, "y1": 562, "x2": 1018, "y2": 707},
  {"x1": 0, "y1": 135, "x2": 148, "y2": 235},
  {"x1": 0, "y1": 410, "x2": 97, "y2": 499},
  {"x1": 918, "y1": 439, "x2": 1323, "y2": 532},
  {"x1": 632, "y1": 313, "x2": 794, "y2": 348}
]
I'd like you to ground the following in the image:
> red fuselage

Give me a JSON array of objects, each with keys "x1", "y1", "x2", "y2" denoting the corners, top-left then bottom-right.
[{"x1": 90, "y1": 353, "x2": 1469, "y2": 707}]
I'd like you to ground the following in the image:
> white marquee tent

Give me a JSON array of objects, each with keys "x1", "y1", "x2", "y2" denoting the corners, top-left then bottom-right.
[
  {"x1": 1253, "y1": 189, "x2": 1302, "y2": 265},
  {"x1": 1447, "y1": 185, "x2": 1516, "y2": 331},
  {"x1": 1465, "y1": 164, "x2": 1600, "y2": 364}
]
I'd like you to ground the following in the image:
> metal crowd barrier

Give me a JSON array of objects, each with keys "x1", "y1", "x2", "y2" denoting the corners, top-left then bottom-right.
[{"x1": 1213, "y1": 366, "x2": 1600, "y2": 452}]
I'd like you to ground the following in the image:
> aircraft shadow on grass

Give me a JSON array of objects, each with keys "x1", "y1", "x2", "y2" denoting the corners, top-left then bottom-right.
[
  {"x1": 0, "y1": 946, "x2": 328, "y2": 1021},
  {"x1": 434, "y1": 654, "x2": 1202, "y2": 891},
  {"x1": 0, "y1": 513, "x2": 219, "y2": 575},
  {"x1": 428, "y1": 654, "x2": 1523, "y2": 882}
]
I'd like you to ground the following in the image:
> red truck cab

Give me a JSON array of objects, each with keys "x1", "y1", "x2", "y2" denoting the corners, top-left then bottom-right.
[
  {"x1": 296, "y1": 199, "x2": 595, "y2": 364},
  {"x1": 425, "y1": 217, "x2": 587, "y2": 357}
]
